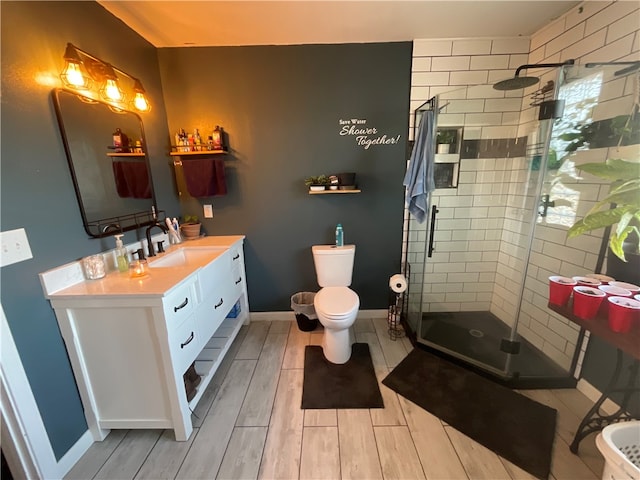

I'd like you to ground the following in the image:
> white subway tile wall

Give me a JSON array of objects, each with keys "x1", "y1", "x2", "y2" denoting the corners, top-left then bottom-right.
[{"x1": 405, "y1": 1, "x2": 639, "y2": 371}]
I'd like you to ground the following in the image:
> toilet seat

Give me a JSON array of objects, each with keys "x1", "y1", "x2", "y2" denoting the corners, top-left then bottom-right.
[{"x1": 315, "y1": 287, "x2": 359, "y2": 319}]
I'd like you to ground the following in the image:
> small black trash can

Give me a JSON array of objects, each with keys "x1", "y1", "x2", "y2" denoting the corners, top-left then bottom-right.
[{"x1": 291, "y1": 291, "x2": 319, "y2": 332}]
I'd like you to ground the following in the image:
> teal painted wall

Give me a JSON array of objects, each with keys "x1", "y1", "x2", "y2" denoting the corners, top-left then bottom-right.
[
  {"x1": 158, "y1": 43, "x2": 412, "y2": 311},
  {"x1": 0, "y1": 1, "x2": 179, "y2": 458},
  {"x1": 1, "y1": 2, "x2": 411, "y2": 459}
]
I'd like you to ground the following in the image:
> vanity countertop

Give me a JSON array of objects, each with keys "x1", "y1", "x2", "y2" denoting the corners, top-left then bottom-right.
[{"x1": 42, "y1": 235, "x2": 245, "y2": 300}]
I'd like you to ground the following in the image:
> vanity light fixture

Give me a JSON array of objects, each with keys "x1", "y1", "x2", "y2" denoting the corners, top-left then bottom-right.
[
  {"x1": 60, "y1": 43, "x2": 91, "y2": 89},
  {"x1": 132, "y1": 78, "x2": 151, "y2": 112},
  {"x1": 100, "y1": 64, "x2": 124, "y2": 103},
  {"x1": 59, "y1": 43, "x2": 151, "y2": 113}
]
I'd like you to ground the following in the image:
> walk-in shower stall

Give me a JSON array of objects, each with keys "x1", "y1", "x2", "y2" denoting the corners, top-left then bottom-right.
[{"x1": 403, "y1": 62, "x2": 640, "y2": 386}]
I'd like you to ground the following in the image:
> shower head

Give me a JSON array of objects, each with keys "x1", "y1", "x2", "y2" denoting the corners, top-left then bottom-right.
[
  {"x1": 492, "y1": 60, "x2": 575, "y2": 91},
  {"x1": 493, "y1": 75, "x2": 540, "y2": 91}
]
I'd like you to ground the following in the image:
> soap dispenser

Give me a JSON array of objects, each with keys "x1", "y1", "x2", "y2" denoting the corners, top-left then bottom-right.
[{"x1": 114, "y1": 234, "x2": 130, "y2": 273}]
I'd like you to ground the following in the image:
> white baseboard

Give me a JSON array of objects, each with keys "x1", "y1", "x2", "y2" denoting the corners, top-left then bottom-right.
[
  {"x1": 55, "y1": 430, "x2": 93, "y2": 478},
  {"x1": 358, "y1": 309, "x2": 388, "y2": 318},
  {"x1": 249, "y1": 309, "x2": 388, "y2": 322},
  {"x1": 576, "y1": 379, "x2": 619, "y2": 416},
  {"x1": 249, "y1": 311, "x2": 295, "y2": 322}
]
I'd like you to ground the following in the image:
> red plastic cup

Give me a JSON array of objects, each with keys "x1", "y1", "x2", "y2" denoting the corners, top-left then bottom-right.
[
  {"x1": 598, "y1": 285, "x2": 632, "y2": 315},
  {"x1": 573, "y1": 276, "x2": 602, "y2": 287},
  {"x1": 607, "y1": 297, "x2": 640, "y2": 333},
  {"x1": 572, "y1": 286, "x2": 606, "y2": 320},
  {"x1": 609, "y1": 281, "x2": 640, "y2": 295},
  {"x1": 586, "y1": 273, "x2": 615, "y2": 285},
  {"x1": 548, "y1": 276, "x2": 576, "y2": 306},
  {"x1": 599, "y1": 285, "x2": 632, "y2": 297}
]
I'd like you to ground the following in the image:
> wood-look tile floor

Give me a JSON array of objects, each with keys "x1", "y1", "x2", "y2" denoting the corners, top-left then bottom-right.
[{"x1": 66, "y1": 317, "x2": 604, "y2": 480}]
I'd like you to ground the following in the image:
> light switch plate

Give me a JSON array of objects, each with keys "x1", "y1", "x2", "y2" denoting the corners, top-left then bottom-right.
[
  {"x1": 203, "y1": 204, "x2": 214, "y2": 218},
  {"x1": 1, "y1": 228, "x2": 33, "y2": 267}
]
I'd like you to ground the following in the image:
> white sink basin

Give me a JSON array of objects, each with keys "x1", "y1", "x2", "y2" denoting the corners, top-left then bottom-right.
[{"x1": 149, "y1": 247, "x2": 225, "y2": 268}]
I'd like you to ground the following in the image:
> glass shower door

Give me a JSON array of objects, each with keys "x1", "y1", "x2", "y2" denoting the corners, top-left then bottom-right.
[{"x1": 405, "y1": 79, "x2": 572, "y2": 381}]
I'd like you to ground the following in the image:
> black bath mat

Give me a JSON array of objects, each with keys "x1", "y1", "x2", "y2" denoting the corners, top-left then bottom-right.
[
  {"x1": 383, "y1": 348, "x2": 556, "y2": 480},
  {"x1": 302, "y1": 343, "x2": 384, "y2": 409}
]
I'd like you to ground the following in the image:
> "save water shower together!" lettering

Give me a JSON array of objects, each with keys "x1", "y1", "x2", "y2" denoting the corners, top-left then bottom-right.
[{"x1": 338, "y1": 118, "x2": 401, "y2": 149}]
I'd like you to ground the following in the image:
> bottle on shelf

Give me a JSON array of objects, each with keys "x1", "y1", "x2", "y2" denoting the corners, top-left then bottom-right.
[
  {"x1": 335, "y1": 223, "x2": 344, "y2": 247},
  {"x1": 113, "y1": 128, "x2": 128, "y2": 153},
  {"x1": 212, "y1": 126, "x2": 223, "y2": 150},
  {"x1": 194, "y1": 129, "x2": 202, "y2": 151},
  {"x1": 179, "y1": 128, "x2": 188, "y2": 152}
]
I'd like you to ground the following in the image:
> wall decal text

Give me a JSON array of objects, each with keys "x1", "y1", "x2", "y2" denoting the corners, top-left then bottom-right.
[{"x1": 339, "y1": 118, "x2": 401, "y2": 150}]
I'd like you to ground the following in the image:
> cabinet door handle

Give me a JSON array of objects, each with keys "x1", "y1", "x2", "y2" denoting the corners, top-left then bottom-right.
[
  {"x1": 214, "y1": 298, "x2": 224, "y2": 309},
  {"x1": 180, "y1": 331, "x2": 194, "y2": 349},
  {"x1": 235, "y1": 277, "x2": 242, "y2": 285},
  {"x1": 232, "y1": 253, "x2": 240, "y2": 260},
  {"x1": 174, "y1": 297, "x2": 189, "y2": 312}
]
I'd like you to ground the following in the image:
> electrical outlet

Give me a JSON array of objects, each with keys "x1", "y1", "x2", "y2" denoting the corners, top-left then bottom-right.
[
  {"x1": 203, "y1": 204, "x2": 214, "y2": 218},
  {"x1": 1, "y1": 228, "x2": 33, "y2": 267}
]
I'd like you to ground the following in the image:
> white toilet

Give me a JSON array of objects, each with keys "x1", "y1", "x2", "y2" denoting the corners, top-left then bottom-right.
[{"x1": 312, "y1": 245, "x2": 360, "y2": 364}]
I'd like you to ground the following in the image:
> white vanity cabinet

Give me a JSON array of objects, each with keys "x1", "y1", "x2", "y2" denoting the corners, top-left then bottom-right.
[{"x1": 41, "y1": 236, "x2": 249, "y2": 442}]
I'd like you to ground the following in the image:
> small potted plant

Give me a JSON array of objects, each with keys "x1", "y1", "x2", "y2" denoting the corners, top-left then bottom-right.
[
  {"x1": 181, "y1": 214, "x2": 201, "y2": 239},
  {"x1": 305, "y1": 175, "x2": 329, "y2": 192},
  {"x1": 436, "y1": 129, "x2": 456, "y2": 154}
]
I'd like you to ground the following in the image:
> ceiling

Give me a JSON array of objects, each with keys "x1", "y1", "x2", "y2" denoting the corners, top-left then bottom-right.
[{"x1": 98, "y1": 1, "x2": 582, "y2": 48}]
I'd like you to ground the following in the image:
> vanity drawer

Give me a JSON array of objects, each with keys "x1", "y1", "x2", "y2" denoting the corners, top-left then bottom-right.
[
  {"x1": 230, "y1": 269, "x2": 244, "y2": 297},
  {"x1": 163, "y1": 279, "x2": 197, "y2": 329},
  {"x1": 229, "y1": 245, "x2": 243, "y2": 272},
  {"x1": 197, "y1": 280, "x2": 235, "y2": 344},
  {"x1": 170, "y1": 314, "x2": 200, "y2": 374},
  {"x1": 198, "y1": 250, "x2": 231, "y2": 299}
]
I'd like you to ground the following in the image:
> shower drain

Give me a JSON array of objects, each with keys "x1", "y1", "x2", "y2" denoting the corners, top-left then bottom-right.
[{"x1": 469, "y1": 329, "x2": 484, "y2": 338}]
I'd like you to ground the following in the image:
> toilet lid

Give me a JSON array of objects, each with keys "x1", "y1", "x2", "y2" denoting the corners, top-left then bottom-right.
[{"x1": 315, "y1": 287, "x2": 359, "y2": 317}]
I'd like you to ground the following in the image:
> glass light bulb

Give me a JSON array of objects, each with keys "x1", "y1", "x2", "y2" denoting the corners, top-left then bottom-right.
[
  {"x1": 62, "y1": 62, "x2": 87, "y2": 88},
  {"x1": 104, "y1": 79, "x2": 123, "y2": 101},
  {"x1": 133, "y1": 92, "x2": 150, "y2": 112}
]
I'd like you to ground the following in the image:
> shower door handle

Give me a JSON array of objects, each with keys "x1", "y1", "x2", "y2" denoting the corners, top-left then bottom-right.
[
  {"x1": 428, "y1": 205, "x2": 439, "y2": 257},
  {"x1": 539, "y1": 194, "x2": 555, "y2": 217}
]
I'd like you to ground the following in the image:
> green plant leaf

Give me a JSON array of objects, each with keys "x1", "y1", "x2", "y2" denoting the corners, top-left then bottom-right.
[
  {"x1": 558, "y1": 132, "x2": 582, "y2": 141},
  {"x1": 567, "y1": 208, "x2": 627, "y2": 237},
  {"x1": 609, "y1": 225, "x2": 636, "y2": 261},
  {"x1": 577, "y1": 159, "x2": 640, "y2": 182},
  {"x1": 595, "y1": 185, "x2": 640, "y2": 210},
  {"x1": 615, "y1": 211, "x2": 634, "y2": 238}
]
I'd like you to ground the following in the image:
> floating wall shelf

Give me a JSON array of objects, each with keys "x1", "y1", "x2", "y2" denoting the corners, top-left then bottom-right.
[
  {"x1": 170, "y1": 148, "x2": 228, "y2": 156},
  {"x1": 106, "y1": 152, "x2": 145, "y2": 157},
  {"x1": 308, "y1": 189, "x2": 361, "y2": 195}
]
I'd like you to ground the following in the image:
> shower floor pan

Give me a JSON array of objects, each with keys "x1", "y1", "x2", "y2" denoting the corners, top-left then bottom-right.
[{"x1": 419, "y1": 311, "x2": 575, "y2": 388}]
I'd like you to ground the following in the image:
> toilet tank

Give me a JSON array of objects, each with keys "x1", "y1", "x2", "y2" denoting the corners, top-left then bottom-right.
[{"x1": 312, "y1": 245, "x2": 355, "y2": 287}]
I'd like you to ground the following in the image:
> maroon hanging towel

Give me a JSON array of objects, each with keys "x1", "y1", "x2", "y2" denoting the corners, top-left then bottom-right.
[
  {"x1": 182, "y1": 158, "x2": 227, "y2": 198},
  {"x1": 112, "y1": 161, "x2": 152, "y2": 199}
]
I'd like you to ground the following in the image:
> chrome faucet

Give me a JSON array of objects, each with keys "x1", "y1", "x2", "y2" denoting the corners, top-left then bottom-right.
[{"x1": 145, "y1": 222, "x2": 168, "y2": 257}]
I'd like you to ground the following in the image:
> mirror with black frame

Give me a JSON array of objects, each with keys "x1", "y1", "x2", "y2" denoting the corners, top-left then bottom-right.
[{"x1": 52, "y1": 88, "x2": 158, "y2": 238}]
